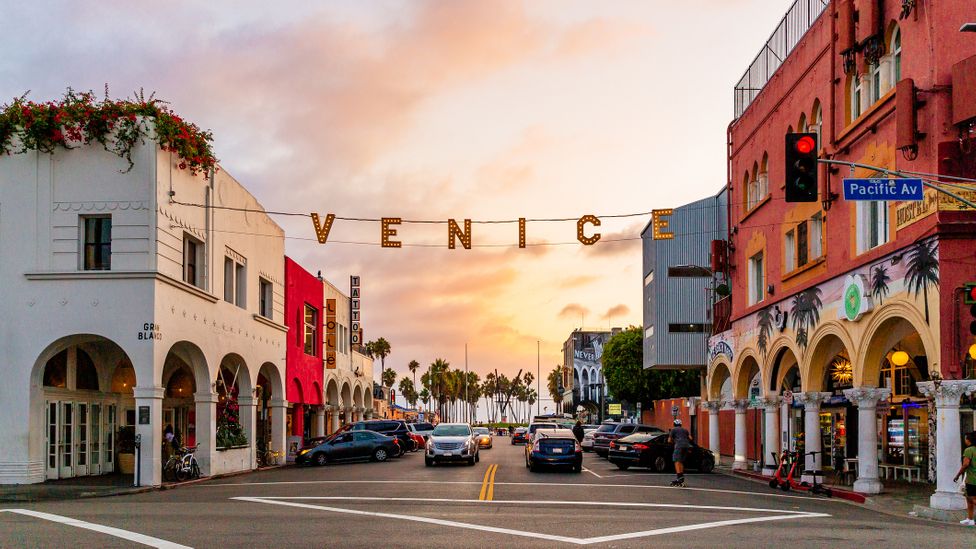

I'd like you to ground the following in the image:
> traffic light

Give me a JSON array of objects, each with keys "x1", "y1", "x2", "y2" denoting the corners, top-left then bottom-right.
[
  {"x1": 785, "y1": 133, "x2": 819, "y2": 202},
  {"x1": 965, "y1": 283, "x2": 976, "y2": 336}
]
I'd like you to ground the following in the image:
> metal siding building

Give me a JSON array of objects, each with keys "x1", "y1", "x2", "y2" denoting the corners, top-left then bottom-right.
[{"x1": 641, "y1": 189, "x2": 728, "y2": 370}]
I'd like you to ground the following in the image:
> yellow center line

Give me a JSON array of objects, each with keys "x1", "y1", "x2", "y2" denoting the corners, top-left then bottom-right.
[
  {"x1": 478, "y1": 464, "x2": 495, "y2": 500},
  {"x1": 486, "y1": 464, "x2": 498, "y2": 501}
]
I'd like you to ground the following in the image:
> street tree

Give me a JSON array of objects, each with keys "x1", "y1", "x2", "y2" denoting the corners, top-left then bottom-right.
[
  {"x1": 382, "y1": 367, "x2": 397, "y2": 389},
  {"x1": 547, "y1": 366, "x2": 563, "y2": 414},
  {"x1": 602, "y1": 326, "x2": 699, "y2": 406}
]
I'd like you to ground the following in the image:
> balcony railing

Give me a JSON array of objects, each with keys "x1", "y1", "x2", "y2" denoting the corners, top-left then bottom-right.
[
  {"x1": 734, "y1": 0, "x2": 829, "y2": 118},
  {"x1": 712, "y1": 296, "x2": 732, "y2": 334}
]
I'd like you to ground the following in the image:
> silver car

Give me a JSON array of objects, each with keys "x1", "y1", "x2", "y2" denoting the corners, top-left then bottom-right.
[
  {"x1": 581, "y1": 429, "x2": 597, "y2": 451},
  {"x1": 425, "y1": 423, "x2": 480, "y2": 466}
]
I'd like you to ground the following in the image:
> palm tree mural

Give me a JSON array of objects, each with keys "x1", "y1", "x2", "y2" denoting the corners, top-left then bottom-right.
[
  {"x1": 756, "y1": 307, "x2": 773, "y2": 357},
  {"x1": 790, "y1": 286, "x2": 823, "y2": 349},
  {"x1": 870, "y1": 265, "x2": 891, "y2": 305},
  {"x1": 905, "y1": 239, "x2": 939, "y2": 324}
]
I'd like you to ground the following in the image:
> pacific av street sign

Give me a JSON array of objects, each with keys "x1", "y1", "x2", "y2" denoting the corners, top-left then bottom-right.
[{"x1": 843, "y1": 178, "x2": 924, "y2": 201}]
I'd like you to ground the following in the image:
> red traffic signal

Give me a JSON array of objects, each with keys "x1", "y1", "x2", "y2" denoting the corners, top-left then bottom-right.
[
  {"x1": 795, "y1": 135, "x2": 816, "y2": 154},
  {"x1": 965, "y1": 283, "x2": 976, "y2": 305}
]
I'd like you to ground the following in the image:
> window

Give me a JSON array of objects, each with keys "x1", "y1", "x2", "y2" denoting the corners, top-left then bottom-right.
[
  {"x1": 223, "y1": 255, "x2": 246, "y2": 308},
  {"x1": 668, "y1": 323, "x2": 708, "y2": 333},
  {"x1": 645, "y1": 325, "x2": 654, "y2": 339},
  {"x1": 746, "y1": 156, "x2": 769, "y2": 211},
  {"x1": 796, "y1": 221, "x2": 809, "y2": 267},
  {"x1": 644, "y1": 271, "x2": 654, "y2": 286},
  {"x1": 748, "y1": 252, "x2": 764, "y2": 305},
  {"x1": 785, "y1": 230, "x2": 796, "y2": 272},
  {"x1": 303, "y1": 304, "x2": 318, "y2": 356},
  {"x1": 810, "y1": 212, "x2": 823, "y2": 259},
  {"x1": 851, "y1": 74, "x2": 863, "y2": 121},
  {"x1": 857, "y1": 200, "x2": 889, "y2": 253},
  {"x1": 183, "y1": 234, "x2": 203, "y2": 288},
  {"x1": 870, "y1": 62, "x2": 883, "y2": 103},
  {"x1": 81, "y1": 216, "x2": 111, "y2": 270},
  {"x1": 667, "y1": 266, "x2": 711, "y2": 277},
  {"x1": 810, "y1": 101, "x2": 823, "y2": 144},
  {"x1": 891, "y1": 27, "x2": 901, "y2": 82},
  {"x1": 259, "y1": 278, "x2": 273, "y2": 319}
]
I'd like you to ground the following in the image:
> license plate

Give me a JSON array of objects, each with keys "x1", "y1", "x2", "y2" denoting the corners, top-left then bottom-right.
[
  {"x1": 552, "y1": 448, "x2": 563, "y2": 454},
  {"x1": 619, "y1": 445, "x2": 628, "y2": 451},
  {"x1": 444, "y1": 452, "x2": 453, "y2": 456}
]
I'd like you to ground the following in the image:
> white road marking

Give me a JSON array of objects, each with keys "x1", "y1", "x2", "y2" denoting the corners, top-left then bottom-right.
[
  {"x1": 581, "y1": 467, "x2": 602, "y2": 478},
  {"x1": 0, "y1": 509, "x2": 191, "y2": 549},
  {"x1": 234, "y1": 496, "x2": 829, "y2": 545}
]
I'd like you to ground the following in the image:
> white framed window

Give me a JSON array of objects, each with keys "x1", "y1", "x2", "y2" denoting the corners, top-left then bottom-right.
[
  {"x1": 857, "y1": 201, "x2": 889, "y2": 253},
  {"x1": 851, "y1": 74, "x2": 863, "y2": 121},
  {"x1": 303, "y1": 304, "x2": 318, "y2": 356},
  {"x1": 259, "y1": 278, "x2": 273, "y2": 319},
  {"x1": 223, "y1": 255, "x2": 246, "y2": 308},
  {"x1": 810, "y1": 102, "x2": 823, "y2": 145},
  {"x1": 80, "y1": 215, "x2": 111, "y2": 271},
  {"x1": 183, "y1": 234, "x2": 204, "y2": 288},
  {"x1": 891, "y1": 27, "x2": 901, "y2": 82},
  {"x1": 785, "y1": 230, "x2": 796, "y2": 272},
  {"x1": 870, "y1": 62, "x2": 883, "y2": 103},
  {"x1": 748, "y1": 252, "x2": 765, "y2": 305},
  {"x1": 810, "y1": 212, "x2": 823, "y2": 259}
]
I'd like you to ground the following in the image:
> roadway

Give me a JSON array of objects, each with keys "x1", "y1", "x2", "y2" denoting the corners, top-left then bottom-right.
[{"x1": 1, "y1": 437, "x2": 969, "y2": 548}]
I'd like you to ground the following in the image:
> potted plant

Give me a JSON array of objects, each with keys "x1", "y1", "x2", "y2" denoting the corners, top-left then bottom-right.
[{"x1": 117, "y1": 426, "x2": 136, "y2": 474}]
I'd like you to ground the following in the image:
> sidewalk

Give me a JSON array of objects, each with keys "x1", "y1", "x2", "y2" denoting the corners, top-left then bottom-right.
[
  {"x1": 0, "y1": 465, "x2": 287, "y2": 503},
  {"x1": 719, "y1": 465, "x2": 967, "y2": 523}
]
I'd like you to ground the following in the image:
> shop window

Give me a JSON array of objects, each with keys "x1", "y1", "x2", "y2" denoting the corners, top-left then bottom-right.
[
  {"x1": 259, "y1": 278, "x2": 273, "y2": 319},
  {"x1": 303, "y1": 304, "x2": 318, "y2": 356},
  {"x1": 748, "y1": 251, "x2": 764, "y2": 305},
  {"x1": 785, "y1": 230, "x2": 796, "y2": 272},
  {"x1": 183, "y1": 234, "x2": 204, "y2": 289},
  {"x1": 856, "y1": 200, "x2": 889, "y2": 253},
  {"x1": 81, "y1": 216, "x2": 111, "y2": 271},
  {"x1": 43, "y1": 350, "x2": 68, "y2": 388}
]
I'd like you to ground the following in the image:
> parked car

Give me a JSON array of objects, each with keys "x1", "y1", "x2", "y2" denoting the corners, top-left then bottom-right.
[
  {"x1": 296, "y1": 431, "x2": 399, "y2": 466},
  {"x1": 425, "y1": 423, "x2": 480, "y2": 466},
  {"x1": 408, "y1": 432, "x2": 425, "y2": 452},
  {"x1": 349, "y1": 420, "x2": 414, "y2": 454},
  {"x1": 592, "y1": 423, "x2": 664, "y2": 457},
  {"x1": 581, "y1": 430, "x2": 596, "y2": 452},
  {"x1": 407, "y1": 422, "x2": 435, "y2": 440},
  {"x1": 607, "y1": 432, "x2": 715, "y2": 473},
  {"x1": 511, "y1": 427, "x2": 529, "y2": 445},
  {"x1": 524, "y1": 428, "x2": 582, "y2": 472},
  {"x1": 473, "y1": 427, "x2": 493, "y2": 449}
]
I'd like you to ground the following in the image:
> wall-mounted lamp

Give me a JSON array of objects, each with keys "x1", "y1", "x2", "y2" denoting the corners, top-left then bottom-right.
[{"x1": 767, "y1": 284, "x2": 775, "y2": 296}]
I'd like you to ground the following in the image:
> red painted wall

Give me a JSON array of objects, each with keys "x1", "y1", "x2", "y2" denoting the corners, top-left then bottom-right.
[
  {"x1": 285, "y1": 257, "x2": 323, "y2": 406},
  {"x1": 727, "y1": 1, "x2": 976, "y2": 377},
  {"x1": 643, "y1": 400, "x2": 765, "y2": 460}
]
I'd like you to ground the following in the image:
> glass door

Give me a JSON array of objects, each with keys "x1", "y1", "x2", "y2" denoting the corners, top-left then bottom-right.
[
  {"x1": 91, "y1": 403, "x2": 102, "y2": 475},
  {"x1": 76, "y1": 403, "x2": 89, "y2": 476},
  {"x1": 104, "y1": 404, "x2": 116, "y2": 473},
  {"x1": 59, "y1": 401, "x2": 74, "y2": 478},
  {"x1": 46, "y1": 401, "x2": 60, "y2": 480}
]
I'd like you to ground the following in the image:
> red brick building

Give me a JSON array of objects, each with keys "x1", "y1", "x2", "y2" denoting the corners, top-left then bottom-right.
[{"x1": 704, "y1": 0, "x2": 976, "y2": 508}]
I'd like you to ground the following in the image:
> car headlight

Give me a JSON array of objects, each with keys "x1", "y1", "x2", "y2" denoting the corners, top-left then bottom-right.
[{"x1": 298, "y1": 449, "x2": 309, "y2": 456}]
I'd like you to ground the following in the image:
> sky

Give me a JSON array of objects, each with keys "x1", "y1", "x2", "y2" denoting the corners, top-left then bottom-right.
[{"x1": 1, "y1": 0, "x2": 792, "y2": 412}]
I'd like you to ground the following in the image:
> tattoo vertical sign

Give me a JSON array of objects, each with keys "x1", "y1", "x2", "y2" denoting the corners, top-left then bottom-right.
[
  {"x1": 350, "y1": 276, "x2": 362, "y2": 350},
  {"x1": 325, "y1": 299, "x2": 337, "y2": 369}
]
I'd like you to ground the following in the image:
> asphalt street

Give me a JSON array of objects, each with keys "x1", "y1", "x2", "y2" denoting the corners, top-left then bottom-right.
[{"x1": 1, "y1": 437, "x2": 972, "y2": 548}]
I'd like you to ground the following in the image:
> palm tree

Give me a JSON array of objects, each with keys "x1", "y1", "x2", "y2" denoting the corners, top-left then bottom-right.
[
  {"x1": 429, "y1": 358, "x2": 450, "y2": 420},
  {"x1": 408, "y1": 360, "x2": 420, "y2": 393},
  {"x1": 398, "y1": 377, "x2": 415, "y2": 408},
  {"x1": 547, "y1": 366, "x2": 563, "y2": 414},
  {"x1": 371, "y1": 338, "x2": 392, "y2": 386},
  {"x1": 905, "y1": 239, "x2": 939, "y2": 324},
  {"x1": 382, "y1": 367, "x2": 397, "y2": 389},
  {"x1": 419, "y1": 387, "x2": 430, "y2": 412},
  {"x1": 870, "y1": 265, "x2": 891, "y2": 305}
]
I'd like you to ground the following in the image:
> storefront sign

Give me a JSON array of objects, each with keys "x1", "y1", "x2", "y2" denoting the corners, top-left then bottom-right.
[
  {"x1": 350, "y1": 276, "x2": 362, "y2": 345},
  {"x1": 608, "y1": 403, "x2": 622, "y2": 415},
  {"x1": 839, "y1": 274, "x2": 872, "y2": 322},
  {"x1": 895, "y1": 189, "x2": 938, "y2": 231},
  {"x1": 325, "y1": 299, "x2": 337, "y2": 369},
  {"x1": 137, "y1": 322, "x2": 161, "y2": 341}
]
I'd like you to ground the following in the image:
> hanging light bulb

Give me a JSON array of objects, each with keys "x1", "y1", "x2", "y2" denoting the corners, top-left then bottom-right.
[{"x1": 891, "y1": 351, "x2": 910, "y2": 366}]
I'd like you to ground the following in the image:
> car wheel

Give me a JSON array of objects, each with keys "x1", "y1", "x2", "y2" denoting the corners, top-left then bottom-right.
[
  {"x1": 425, "y1": 457, "x2": 434, "y2": 467},
  {"x1": 573, "y1": 464, "x2": 582, "y2": 473},
  {"x1": 314, "y1": 452, "x2": 327, "y2": 467},
  {"x1": 393, "y1": 445, "x2": 404, "y2": 458},
  {"x1": 653, "y1": 456, "x2": 668, "y2": 473},
  {"x1": 616, "y1": 463, "x2": 630, "y2": 471},
  {"x1": 699, "y1": 457, "x2": 715, "y2": 474},
  {"x1": 468, "y1": 456, "x2": 476, "y2": 466},
  {"x1": 529, "y1": 462, "x2": 538, "y2": 473},
  {"x1": 374, "y1": 448, "x2": 389, "y2": 462}
]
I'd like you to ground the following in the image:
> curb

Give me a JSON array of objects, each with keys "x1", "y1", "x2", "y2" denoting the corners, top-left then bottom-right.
[{"x1": 723, "y1": 468, "x2": 867, "y2": 503}]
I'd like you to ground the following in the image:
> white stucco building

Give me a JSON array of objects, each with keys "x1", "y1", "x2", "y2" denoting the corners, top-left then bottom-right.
[{"x1": 0, "y1": 132, "x2": 288, "y2": 486}]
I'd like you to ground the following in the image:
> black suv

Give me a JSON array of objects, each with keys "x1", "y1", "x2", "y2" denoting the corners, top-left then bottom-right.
[
  {"x1": 349, "y1": 420, "x2": 414, "y2": 454},
  {"x1": 592, "y1": 423, "x2": 664, "y2": 457}
]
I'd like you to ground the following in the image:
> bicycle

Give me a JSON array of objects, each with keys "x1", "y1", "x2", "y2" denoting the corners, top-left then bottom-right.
[
  {"x1": 174, "y1": 445, "x2": 201, "y2": 482},
  {"x1": 257, "y1": 447, "x2": 281, "y2": 467}
]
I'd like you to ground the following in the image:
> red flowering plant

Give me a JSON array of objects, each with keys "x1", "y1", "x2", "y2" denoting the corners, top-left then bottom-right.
[
  {"x1": 216, "y1": 381, "x2": 248, "y2": 449},
  {"x1": 0, "y1": 88, "x2": 217, "y2": 175}
]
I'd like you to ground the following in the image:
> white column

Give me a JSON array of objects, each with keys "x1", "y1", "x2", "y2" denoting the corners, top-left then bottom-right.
[
  {"x1": 330, "y1": 405, "x2": 340, "y2": 434},
  {"x1": 194, "y1": 390, "x2": 218, "y2": 477},
  {"x1": 344, "y1": 406, "x2": 353, "y2": 425},
  {"x1": 918, "y1": 380, "x2": 976, "y2": 510},
  {"x1": 701, "y1": 401, "x2": 722, "y2": 465},
  {"x1": 794, "y1": 392, "x2": 830, "y2": 472},
  {"x1": 755, "y1": 396, "x2": 781, "y2": 476},
  {"x1": 844, "y1": 387, "x2": 891, "y2": 495},
  {"x1": 315, "y1": 407, "x2": 326, "y2": 438},
  {"x1": 269, "y1": 398, "x2": 288, "y2": 458},
  {"x1": 238, "y1": 395, "x2": 257, "y2": 470},
  {"x1": 731, "y1": 399, "x2": 749, "y2": 470},
  {"x1": 132, "y1": 386, "x2": 164, "y2": 487}
]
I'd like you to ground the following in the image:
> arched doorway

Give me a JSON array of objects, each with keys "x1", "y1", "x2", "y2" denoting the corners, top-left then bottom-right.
[
  {"x1": 33, "y1": 335, "x2": 135, "y2": 480},
  {"x1": 353, "y1": 385, "x2": 364, "y2": 421},
  {"x1": 805, "y1": 326, "x2": 857, "y2": 475},
  {"x1": 215, "y1": 355, "x2": 251, "y2": 451},
  {"x1": 340, "y1": 382, "x2": 352, "y2": 424},
  {"x1": 325, "y1": 378, "x2": 340, "y2": 433}
]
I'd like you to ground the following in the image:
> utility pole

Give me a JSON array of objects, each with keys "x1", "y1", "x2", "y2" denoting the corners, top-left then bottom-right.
[
  {"x1": 464, "y1": 343, "x2": 469, "y2": 424},
  {"x1": 537, "y1": 340, "x2": 541, "y2": 416}
]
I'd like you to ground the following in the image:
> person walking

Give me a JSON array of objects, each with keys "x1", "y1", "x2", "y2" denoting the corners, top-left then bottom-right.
[
  {"x1": 572, "y1": 421, "x2": 585, "y2": 443},
  {"x1": 668, "y1": 419, "x2": 692, "y2": 487},
  {"x1": 953, "y1": 431, "x2": 976, "y2": 526}
]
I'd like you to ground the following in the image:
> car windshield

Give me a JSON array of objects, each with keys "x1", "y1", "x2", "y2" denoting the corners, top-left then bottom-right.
[
  {"x1": 432, "y1": 424, "x2": 471, "y2": 437},
  {"x1": 596, "y1": 424, "x2": 617, "y2": 433}
]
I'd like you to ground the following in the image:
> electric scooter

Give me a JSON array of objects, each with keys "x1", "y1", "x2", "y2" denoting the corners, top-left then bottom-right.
[
  {"x1": 799, "y1": 450, "x2": 833, "y2": 497},
  {"x1": 769, "y1": 449, "x2": 801, "y2": 491}
]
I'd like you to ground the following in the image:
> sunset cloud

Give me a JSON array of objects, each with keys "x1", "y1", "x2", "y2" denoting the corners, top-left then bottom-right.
[{"x1": 602, "y1": 304, "x2": 631, "y2": 319}]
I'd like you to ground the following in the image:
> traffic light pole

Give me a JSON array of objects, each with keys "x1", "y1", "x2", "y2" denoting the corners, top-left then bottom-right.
[{"x1": 817, "y1": 158, "x2": 976, "y2": 209}]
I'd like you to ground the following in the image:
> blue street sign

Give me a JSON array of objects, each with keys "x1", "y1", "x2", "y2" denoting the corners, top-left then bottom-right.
[{"x1": 842, "y1": 178, "x2": 924, "y2": 201}]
